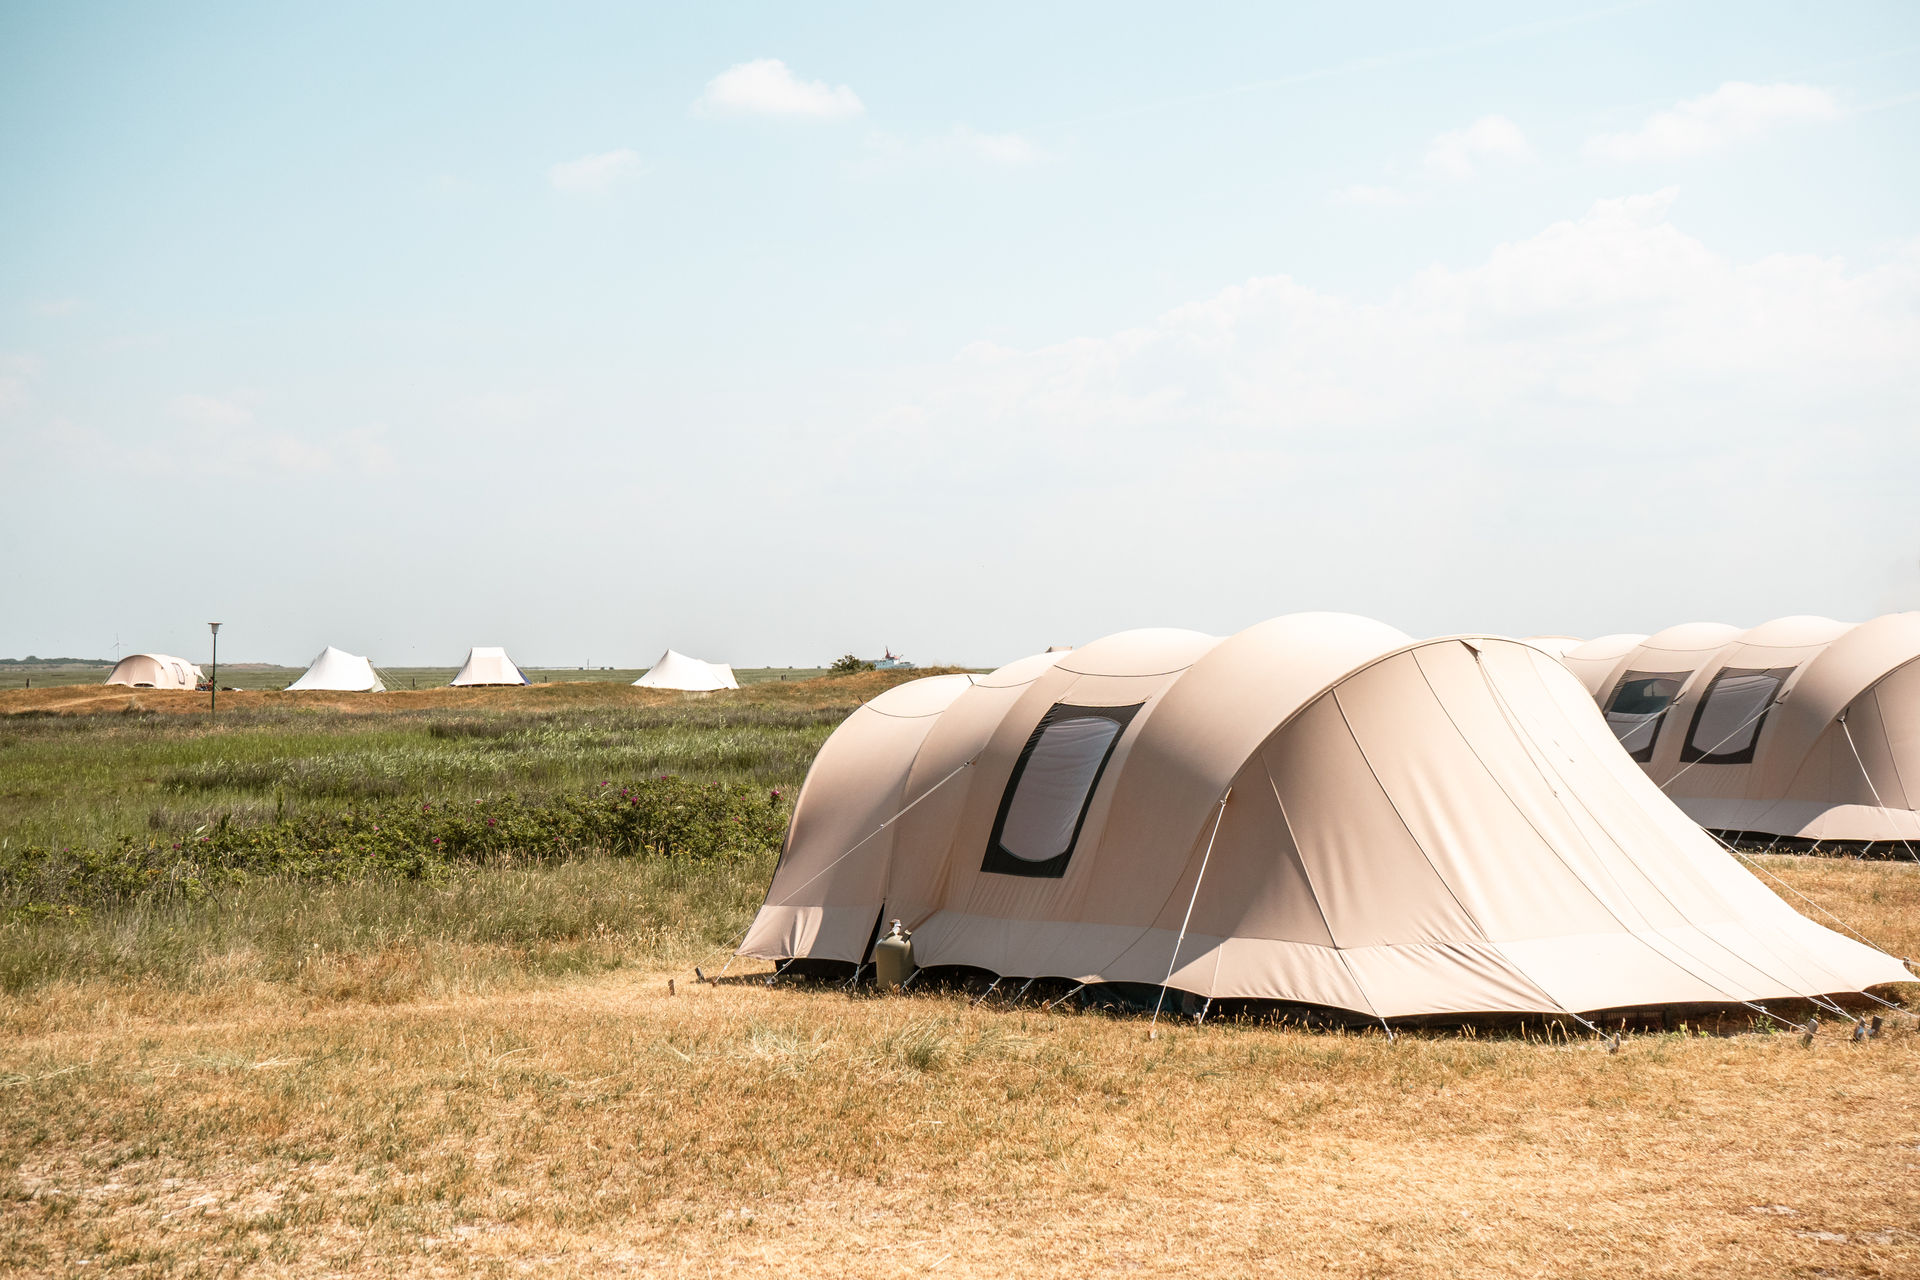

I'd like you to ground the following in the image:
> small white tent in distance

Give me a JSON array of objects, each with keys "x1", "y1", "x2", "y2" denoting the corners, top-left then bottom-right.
[
  {"x1": 633, "y1": 649, "x2": 737, "y2": 692},
  {"x1": 286, "y1": 646, "x2": 386, "y2": 692},
  {"x1": 105, "y1": 654, "x2": 204, "y2": 690},
  {"x1": 450, "y1": 647, "x2": 529, "y2": 687}
]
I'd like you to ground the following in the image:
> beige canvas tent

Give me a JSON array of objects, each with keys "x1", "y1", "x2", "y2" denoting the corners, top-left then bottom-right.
[
  {"x1": 741, "y1": 614, "x2": 1908, "y2": 1019},
  {"x1": 286, "y1": 645, "x2": 386, "y2": 692},
  {"x1": 1556, "y1": 614, "x2": 1920, "y2": 844},
  {"x1": 633, "y1": 650, "x2": 737, "y2": 691},
  {"x1": 105, "y1": 653, "x2": 203, "y2": 690},
  {"x1": 450, "y1": 646, "x2": 528, "y2": 687}
]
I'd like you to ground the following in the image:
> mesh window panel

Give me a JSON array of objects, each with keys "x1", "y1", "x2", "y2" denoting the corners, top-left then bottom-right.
[
  {"x1": 1602, "y1": 669, "x2": 1690, "y2": 763},
  {"x1": 982, "y1": 702, "x2": 1141, "y2": 879},
  {"x1": 1679, "y1": 666, "x2": 1795, "y2": 765}
]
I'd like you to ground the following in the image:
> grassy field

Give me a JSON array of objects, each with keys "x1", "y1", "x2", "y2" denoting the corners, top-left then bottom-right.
[
  {"x1": 2, "y1": 678, "x2": 1918, "y2": 1276},
  {"x1": 0, "y1": 673, "x2": 916, "y2": 852},
  {"x1": 0, "y1": 663, "x2": 838, "y2": 691}
]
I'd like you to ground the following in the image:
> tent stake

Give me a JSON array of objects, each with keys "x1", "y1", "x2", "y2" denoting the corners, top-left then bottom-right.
[
  {"x1": 971, "y1": 977, "x2": 1002, "y2": 1007},
  {"x1": 1042, "y1": 983, "x2": 1086, "y2": 1012}
]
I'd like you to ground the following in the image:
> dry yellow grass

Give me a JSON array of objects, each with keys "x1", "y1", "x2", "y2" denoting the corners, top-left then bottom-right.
[{"x1": 3, "y1": 856, "x2": 1918, "y2": 1278}]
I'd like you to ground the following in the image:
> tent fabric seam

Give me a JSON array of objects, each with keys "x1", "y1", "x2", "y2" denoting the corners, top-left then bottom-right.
[{"x1": 1478, "y1": 650, "x2": 1838, "y2": 1003}]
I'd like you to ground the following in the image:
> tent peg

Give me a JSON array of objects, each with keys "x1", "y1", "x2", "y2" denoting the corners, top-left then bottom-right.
[
  {"x1": 1800, "y1": 1016, "x2": 1819, "y2": 1047},
  {"x1": 970, "y1": 977, "x2": 1002, "y2": 1007},
  {"x1": 1870, "y1": 1015, "x2": 1884, "y2": 1039}
]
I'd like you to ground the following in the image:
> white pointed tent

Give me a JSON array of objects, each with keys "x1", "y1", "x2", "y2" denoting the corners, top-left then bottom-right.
[
  {"x1": 286, "y1": 646, "x2": 386, "y2": 692},
  {"x1": 742, "y1": 614, "x2": 1908, "y2": 1019},
  {"x1": 450, "y1": 646, "x2": 528, "y2": 687},
  {"x1": 633, "y1": 650, "x2": 737, "y2": 692},
  {"x1": 105, "y1": 654, "x2": 204, "y2": 690}
]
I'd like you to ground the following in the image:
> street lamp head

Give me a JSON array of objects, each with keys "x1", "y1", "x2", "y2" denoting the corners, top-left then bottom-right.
[{"x1": 209, "y1": 622, "x2": 222, "y2": 634}]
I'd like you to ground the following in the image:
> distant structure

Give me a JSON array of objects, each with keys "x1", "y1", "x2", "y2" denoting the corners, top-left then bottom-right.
[
  {"x1": 872, "y1": 647, "x2": 914, "y2": 670},
  {"x1": 449, "y1": 646, "x2": 529, "y2": 687},
  {"x1": 286, "y1": 646, "x2": 386, "y2": 692},
  {"x1": 633, "y1": 649, "x2": 738, "y2": 691},
  {"x1": 105, "y1": 653, "x2": 203, "y2": 690}
]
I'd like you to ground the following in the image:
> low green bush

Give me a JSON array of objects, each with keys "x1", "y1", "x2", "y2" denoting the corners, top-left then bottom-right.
[{"x1": 1, "y1": 776, "x2": 791, "y2": 913}]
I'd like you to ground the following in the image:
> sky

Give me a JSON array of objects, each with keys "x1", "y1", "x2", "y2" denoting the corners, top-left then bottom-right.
[{"x1": 3, "y1": 1, "x2": 1918, "y2": 669}]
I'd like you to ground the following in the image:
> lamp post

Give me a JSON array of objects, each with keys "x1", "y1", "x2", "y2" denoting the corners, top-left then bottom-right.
[{"x1": 209, "y1": 622, "x2": 222, "y2": 714}]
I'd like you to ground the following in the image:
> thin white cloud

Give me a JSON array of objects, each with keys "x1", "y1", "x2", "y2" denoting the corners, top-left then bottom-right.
[
  {"x1": 548, "y1": 149, "x2": 644, "y2": 194},
  {"x1": 864, "y1": 125, "x2": 1046, "y2": 171},
  {"x1": 1332, "y1": 183, "x2": 1411, "y2": 207},
  {"x1": 1586, "y1": 82, "x2": 1840, "y2": 162},
  {"x1": 33, "y1": 298, "x2": 82, "y2": 317},
  {"x1": 0, "y1": 354, "x2": 42, "y2": 415},
  {"x1": 948, "y1": 126, "x2": 1042, "y2": 167},
  {"x1": 697, "y1": 58, "x2": 864, "y2": 120},
  {"x1": 169, "y1": 392, "x2": 254, "y2": 428},
  {"x1": 161, "y1": 392, "x2": 368, "y2": 475},
  {"x1": 1424, "y1": 115, "x2": 1533, "y2": 180},
  {"x1": 884, "y1": 190, "x2": 1919, "y2": 458}
]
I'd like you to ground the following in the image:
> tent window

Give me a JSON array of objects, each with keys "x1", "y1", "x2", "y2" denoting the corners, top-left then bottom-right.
[
  {"x1": 1680, "y1": 666, "x2": 1795, "y2": 765},
  {"x1": 1602, "y1": 669, "x2": 1689, "y2": 763},
  {"x1": 982, "y1": 702, "x2": 1141, "y2": 879}
]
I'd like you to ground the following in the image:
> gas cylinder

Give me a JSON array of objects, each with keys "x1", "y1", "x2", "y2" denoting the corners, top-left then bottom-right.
[{"x1": 873, "y1": 919, "x2": 916, "y2": 990}]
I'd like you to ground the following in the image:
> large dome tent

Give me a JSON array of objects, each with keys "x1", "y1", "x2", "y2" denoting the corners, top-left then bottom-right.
[
  {"x1": 104, "y1": 654, "x2": 204, "y2": 690},
  {"x1": 1559, "y1": 614, "x2": 1920, "y2": 845},
  {"x1": 286, "y1": 646, "x2": 386, "y2": 692},
  {"x1": 741, "y1": 614, "x2": 1907, "y2": 1021}
]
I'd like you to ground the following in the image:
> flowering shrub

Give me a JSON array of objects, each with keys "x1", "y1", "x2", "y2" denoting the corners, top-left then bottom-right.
[{"x1": 1, "y1": 777, "x2": 791, "y2": 912}]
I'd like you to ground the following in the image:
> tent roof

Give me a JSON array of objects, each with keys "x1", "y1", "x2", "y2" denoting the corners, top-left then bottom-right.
[
  {"x1": 450, "y1": 646, "x2": 528, "y2": 687},
  {"x1": 104, "y1": 653, "x2": 203, "y2": 690},
  {"x1": 633, "y1": 649, "x2": 738, "y2": 691},
  {"x1": 286, "y1": 645, "x2": 385, "y2": 692}
]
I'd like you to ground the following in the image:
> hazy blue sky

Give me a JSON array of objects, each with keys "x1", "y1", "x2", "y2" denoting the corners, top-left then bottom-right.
[{"x1": 4, "y1": 2, "x2": 1918, "y2": 668}]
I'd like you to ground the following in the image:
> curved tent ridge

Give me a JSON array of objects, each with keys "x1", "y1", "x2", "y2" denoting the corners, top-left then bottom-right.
[
  {"x1": 862, "y1": 673, "x2": 979, "y2": 718},
  {"x1": 971, "y1": 649, "x2": 1073, "y2": 688},
  {"x1": 105, "y1": 653, "x2": 204, "y2": 690},
  {"x1": 741, "y1": 613, "x2": 1907, "y2": 1018}
]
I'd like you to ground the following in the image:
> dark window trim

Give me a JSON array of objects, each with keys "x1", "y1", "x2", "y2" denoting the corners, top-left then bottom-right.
[
  {"x1": 1602, "y1": 668, "x2": 1691, "y2": 764},
  {"x1": 1678, "y1": 666, "x2": 1795, "y2": 765},
  {"x1": 981, "y1": 701, "x2": 1142, "y2": 879}
]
